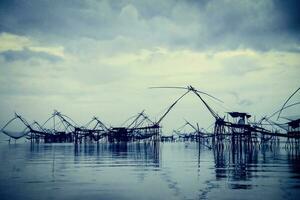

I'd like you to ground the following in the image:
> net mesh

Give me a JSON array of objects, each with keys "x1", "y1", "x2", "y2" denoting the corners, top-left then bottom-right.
[{"x1": 1, "y1": 129, "x2": 30, "y2": 139}]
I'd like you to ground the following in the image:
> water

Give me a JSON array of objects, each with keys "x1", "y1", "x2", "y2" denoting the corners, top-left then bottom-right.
[{"x1": 0, "y1": 142, "x2": 299, "y2": 200}]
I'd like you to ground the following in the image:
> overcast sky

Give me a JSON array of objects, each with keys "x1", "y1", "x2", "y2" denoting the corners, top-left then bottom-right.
[{"x1": 0, "y1": 0, "x2": 299, "y2": 134}]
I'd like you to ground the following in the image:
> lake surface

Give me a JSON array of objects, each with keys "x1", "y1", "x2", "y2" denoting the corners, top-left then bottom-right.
[{"x1": 0, "y1": 142, "x2": 299, "y2": 200}]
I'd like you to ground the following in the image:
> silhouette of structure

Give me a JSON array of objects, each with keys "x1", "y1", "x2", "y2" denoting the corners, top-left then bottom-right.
[
  {"x1": 150, "y1": 85, "x2": 300, "y2": 146},
  {"x1": 1, "y1": 110, "x2": 161, "y2": 143},
  {"x1": 1, "y1": 85, "x2": 299, "y2": 147}
]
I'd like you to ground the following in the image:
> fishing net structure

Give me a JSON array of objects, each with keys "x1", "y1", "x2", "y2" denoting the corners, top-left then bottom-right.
[
  {"x1": 84, "y1": 117, "x2": 109, "y2": 132},
  {"x1": 1, "y1": 116, "x2": 30, "y2": 139},
  {"x1": 0, "y1": 86, "x2": 298, "y2": 142}
]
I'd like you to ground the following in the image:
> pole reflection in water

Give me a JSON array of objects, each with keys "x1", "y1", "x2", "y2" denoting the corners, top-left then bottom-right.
[
  {"x1": 73, "y1": 142, "x2": 160, "y2": 168},
  {"x1": 209, "y1": 141, "x2": 300, "y2": 198},
  {"x1": 0, "y1": 142, "x2": 300, "y2": 200}
]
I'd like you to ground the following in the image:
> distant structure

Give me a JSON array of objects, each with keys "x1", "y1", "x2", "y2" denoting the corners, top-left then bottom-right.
[
  {"x1": 287, "y1": 119, "x2": 300, "y2": 138},
  {"x1": 0, "y1": 109, "x2": 163, "y2": 143},
  {"x1": 1, "y1": 85, "x2": 299, "y2": 146},
  {"x1": 151, "y1": 85, "x2": 300, "y2": 145}
]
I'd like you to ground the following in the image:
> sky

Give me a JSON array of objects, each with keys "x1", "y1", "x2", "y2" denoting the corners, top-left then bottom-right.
[{"x1": 0, "y1": 0, "x2": 299, "y2": 135}]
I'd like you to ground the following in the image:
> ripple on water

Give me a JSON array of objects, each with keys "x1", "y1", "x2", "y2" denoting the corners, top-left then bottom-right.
[{"x1": 0, "y1": 142, "x2": 300, "y2": 200}]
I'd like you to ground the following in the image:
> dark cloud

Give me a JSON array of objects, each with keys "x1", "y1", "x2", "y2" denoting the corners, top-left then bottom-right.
[
  {"x1": 0, "y1": 48, "x2": 63, "y2": 62},
  {"x1": 197, "y1": 0, "x2": 300, "y2": 51},
  {"x1": 0, "y1": 0, "x2": 299, "y2": 51},
  {"x1": 273, "y1": 0, "x2": 300, "y2": 32},
  {"x1": 0, "y1": 0, "x2": 87, "y2": 37}
]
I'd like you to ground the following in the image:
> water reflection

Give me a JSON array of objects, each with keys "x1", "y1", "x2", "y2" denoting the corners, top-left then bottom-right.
[
  {"x1": 0, "y1": 142, "x2": 300, "y2": 200},
  {"x1": 72, "y1": 142, "x2": 160, "y2": 168},
  {"x1": 211, "y1": 142, "x2": 300, "y2": 191},
  {"x1": 27, "y1": 142, "x2": 161, "y2": 168}
]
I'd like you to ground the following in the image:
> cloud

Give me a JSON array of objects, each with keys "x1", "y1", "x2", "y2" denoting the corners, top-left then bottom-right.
[
  {"x1": 217, "y1": 52, "x2": 263, "y2": 76},
  {"x1": 0, "y1": 32, "x2": 66, "y2": 62},
  {"x1": 0, "y1": 45, "x2": 299, "y2": 131},
  {"x1": 0, "y1": 0, "x2": 299, "y2": 52},
  {"x1": 0, "y1": 0, "x2": 299, "y2": 132},
  {"x1": 0, "y1": 32, "x2": 31, "y2": 52},
  {"x1": 0, "y1": 48, "x2": 63, "y2": 62},
  {"x1": 273, "y1": 0, "x2": 300, "y2": 32}
]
